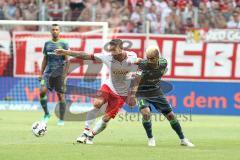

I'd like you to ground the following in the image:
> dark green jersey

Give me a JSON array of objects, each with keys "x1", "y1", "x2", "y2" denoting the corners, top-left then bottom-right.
[
  {"x1": 43, "y1": 39, "x2": 69, "y2": 73},
  {"x1": 136, "y1": 58, "x2": 168, "y2": 97}
]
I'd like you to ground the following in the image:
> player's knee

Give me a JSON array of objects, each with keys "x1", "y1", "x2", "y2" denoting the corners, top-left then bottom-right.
[
  {"x1": 57, "y1": 93, "x2": 65, "y2": 102},
  {"x1": 93, "y1": 101, "x2": 102, "y2": 109},
  {"x1": 141, "y1": 109, "x2": 151, "y2": 120},
  {"x1": 102, "y1": 115, "x2": 111, "y2": 122},
  {"x1": 143, "y1": 113, "x2": 151, "y2": 121},
  {"x1": 40, "y1": 87, "x2": 47, "y2": 97},
  {"x1": 93, "y1": 98, "x2": 105, "y2": 109},
  {"x1": 165, "y1": 111, "x2": 175, "y2": 120},
  {"x1": 40, "y1": 91, "x2": 46, "y2": 98}
]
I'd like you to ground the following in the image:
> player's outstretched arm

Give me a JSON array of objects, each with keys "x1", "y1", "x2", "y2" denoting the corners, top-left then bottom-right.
[{"x1": 55, "y1": 49, "x2": 94, "y2": 60}]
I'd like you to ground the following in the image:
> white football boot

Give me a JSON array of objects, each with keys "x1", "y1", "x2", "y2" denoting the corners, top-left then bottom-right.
[
  {"x1": 148, "y1": 137, "x2": 156, "y2": 147},
  {"x1": 180, "y1": 138, "x2": 195, "y2": 147},
  {"x1": 85, "y1": 135, "x2": 94, "y2": 145},
  {"x1": 76, "y1": 133, "x2": 88, "y2": 144}
]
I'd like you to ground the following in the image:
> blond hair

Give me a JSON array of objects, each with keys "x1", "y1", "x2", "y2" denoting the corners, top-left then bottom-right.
[{"x1": 146, "y1": 46, "x2": 160, "y2": 57}]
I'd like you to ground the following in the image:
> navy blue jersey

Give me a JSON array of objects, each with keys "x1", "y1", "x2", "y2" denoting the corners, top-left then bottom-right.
[
  {"x1": 43, "y1": 39, "x2": 69, "y2": 73},
  {"x1": 136, "y1": 58, "x2": 168, "y2": 97}
]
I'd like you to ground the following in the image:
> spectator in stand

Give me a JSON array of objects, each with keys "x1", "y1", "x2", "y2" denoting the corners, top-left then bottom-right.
[
  {"x1": 1, "y1": 0, "x2": 240, "y2": 34},
  {"x1": 119, "y1": 15, "x2": 135, "y2": 33},
  {"x1": 158, "y1": 0, "x2": 172, "y2": 33},
  {"x1": 96, "y1": 0, "x2": 111, "y2": 21},
  {"x1": 146, "y1": 4, "x2": 158, "y2": 33},
  {"x1": 210, "y1": 2, "x2": 227, "y2": 28},
  {"x1": 19, "y1": 0, "x2": 29, "y2": 11},
  {"x1": 236, "y1": 0, "x2": 240, "y2": 6},
  {"x1": 20, "y1": 0, "x2": 38, "y2": 21},
  {"x1": 192, "y1": 0, "x2": 200, "y2": 8},
  {"x1": 185, "y1": 2, "x2": 196, "y2": 24},
  {"x1": 83, "y1": 0, "x2": 98, "y2": 9},
  {"x1": 227, "y1": 10, "x2": 240, "y2": 28},
  {"x1": 126, "y1": 0, "x2": 144, "y2": 12},
  {"x1": 130, "y1": 2, "x2": 144, "y2": 33},
  {"x1": 184, "y1": 17, "x2": 194, "y2": 33},
  {"x1": 165, "y1": 5, "x2": 181, "y2": 34},
  {"x1": 122, "y1": 6, "x2": 131, "y2": 19},
  {"x1": 118, "y1": 6, "x2": 133, "y2": 33},
  {"x1": 114, "y1": 0, "x2": 126, "y2": 13},
  {"x1": 12, "y1": 7, "x2": 25, "y2": 31},
  {"x1": 199, "y1": 1, "x2": 209, "y2": 14},
  {"x1": 145, "y1": 0, "x2": 166, "y2": 13},
  {"x1": 0, "y1": 0, "x2": 5, "y2": 20},
  {"x1": 107, "y1": 1, "x2": 122, "y2": 28},
  {"x1": 150, "y1": 12, "x2": 163, "y2": 34},
  {"x1": 73, "y1": 4, "x2": 92, "y2": 32},
  {"x1": 68, "y1": 0, "x2": 85, "y2": 21},
  {"x1": 197, "y1": 1, "x2": 211, "y2": 28},
  {"x1": 3, "y1": 0, "x2": 17, "y2": 20},
  {"x1": 175, "y1": 0, "x2": 192, "y2": 33},
  {"x1": 47, "y1": 0, "x2": 63, "y2": 21},
  {"x1": 221, "y1": 0, "x2": 235, "y2": 21},
  {"x1": 198, "y1": 9, "x2": 210, "y2": 28},
  {"x1": 176, "y1": 0, "x2": 190, "y2": 26}
]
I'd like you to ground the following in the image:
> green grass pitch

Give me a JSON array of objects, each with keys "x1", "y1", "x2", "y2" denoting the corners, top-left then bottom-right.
[{"x1": 0, "y1": 111, "x2": 240, "y2": 160}]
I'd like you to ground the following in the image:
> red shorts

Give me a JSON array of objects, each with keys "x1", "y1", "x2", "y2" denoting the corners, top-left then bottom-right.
[{"x1": 97, "y1": 84, "x2": 126, "y2": 119}]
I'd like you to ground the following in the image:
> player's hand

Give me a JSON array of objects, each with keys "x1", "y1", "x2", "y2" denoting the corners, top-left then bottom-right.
[
  {"x1": 55, "y1": 49, "x2": 68, "y2": 56},
  {"x1": 126, "y1": 95, "x2": 137, "y2": 109},
  {"x1": 135, "y1": 58, "x2": 143, "y2": 64},
  {"x1": 38, "y1": 75, "x2": 42, "y2": 81}
]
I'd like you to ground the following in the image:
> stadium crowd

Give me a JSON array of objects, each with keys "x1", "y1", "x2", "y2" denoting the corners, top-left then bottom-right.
[{"x1": 0, "y1": 0, "x2": 240, "y2": 34}]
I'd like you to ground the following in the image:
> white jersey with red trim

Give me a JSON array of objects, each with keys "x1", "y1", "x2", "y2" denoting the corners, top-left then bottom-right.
[{"x1": 94, "y1": 51, "x2": 138, "y2": 96}]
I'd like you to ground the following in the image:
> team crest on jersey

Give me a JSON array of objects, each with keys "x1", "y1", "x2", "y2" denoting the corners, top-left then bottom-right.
[{"x1": 57, "y1": 45, "x2": 63, "y2": 49}]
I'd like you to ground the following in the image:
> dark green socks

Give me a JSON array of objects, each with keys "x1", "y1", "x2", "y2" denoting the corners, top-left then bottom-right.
[
  {"x1": 40, "y1": 95, "x2": 49, "y2": 115},
  {"x1": 142, "y1": 119, "x2": 153, "y2": 139},
  {"x1": 170, "y1": 118, "x2": 184, "y2": 139},
  {"x1": 59, "y1": 101, "x2": 66, "y2": 121}
]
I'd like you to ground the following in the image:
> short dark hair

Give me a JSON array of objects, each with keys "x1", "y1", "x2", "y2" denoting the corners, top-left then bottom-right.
[
  {"x1": 109, "y1": 39, "x2": 123, "y2": 49},
  {"x1": 52, "y1": 24, "x2": 59, "y2": 27}
]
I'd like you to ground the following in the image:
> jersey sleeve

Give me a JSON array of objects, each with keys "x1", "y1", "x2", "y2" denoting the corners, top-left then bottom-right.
[
  {"x1": 63, "y1": 41, "x2": 69, "y2": 50},
  {"x1": 126, "y1": 52, "x2": 138, "y2": 64},
  {"x1": 138, "y1": 60, "x2": 147, "y2": 71},
  {"x1": 93, "y1": 53, "x2": 111, "y2": 65},
  {"x1": 159, "y1": 58, "x2": 168, "y2": 75},
  {"x1": 93, "y1": 53, "x2": 105, "y2": 61},
  {"x1": 43, "y1": 42, "x2": 47, "y2": 56},
  {"x1": 159, "y1": 58, "x2": 167, "y2": 69},
  {"x1": 136, "y1": 60, "x2": 147, "y2": 76}
]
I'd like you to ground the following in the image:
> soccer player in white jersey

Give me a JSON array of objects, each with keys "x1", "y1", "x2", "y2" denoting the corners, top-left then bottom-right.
[{"x1": 55, "y1": 39, "x2": 138, "y2": 144}]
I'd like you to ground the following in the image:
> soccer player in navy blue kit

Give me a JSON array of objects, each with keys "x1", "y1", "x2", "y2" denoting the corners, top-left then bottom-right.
[
  {"x1": 128, "y1": 46, "x2": 195, "y2": 147},
  {"x1": 39, "y1": 24, "x2": 69, "y2": 125}
]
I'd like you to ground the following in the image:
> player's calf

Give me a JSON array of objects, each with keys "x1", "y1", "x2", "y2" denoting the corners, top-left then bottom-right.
[
  {"x1": 40, "y1": 90, "x2": 50, "y2": 120},
  {"x1": 141, "y1": 107, "x2": 154, "y2": 146}
]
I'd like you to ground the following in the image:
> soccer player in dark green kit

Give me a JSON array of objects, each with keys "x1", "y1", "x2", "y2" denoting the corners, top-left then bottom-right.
[
  {"x1": 127, "y1": 46, "x2": 195, "y2": 147},
  {"x1": 39, "y1": 24, "x2": 69, "y2": 126}
]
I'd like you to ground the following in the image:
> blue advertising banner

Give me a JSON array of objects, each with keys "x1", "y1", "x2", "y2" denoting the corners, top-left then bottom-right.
[
  {"x1": 0, "y1": 77, "x2": 239, "y2": 115},
  {"x1": 125, "y1": 81, "x2": 240, "y2": 115}
]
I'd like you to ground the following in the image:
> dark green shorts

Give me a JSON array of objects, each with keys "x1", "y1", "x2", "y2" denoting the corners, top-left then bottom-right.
[
  {"x1": 42, "y1": 75, "x2": 66, "y2": 94},
  {"x1": 137, "y1": 96, "x2": 172, "y2": 115}
]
